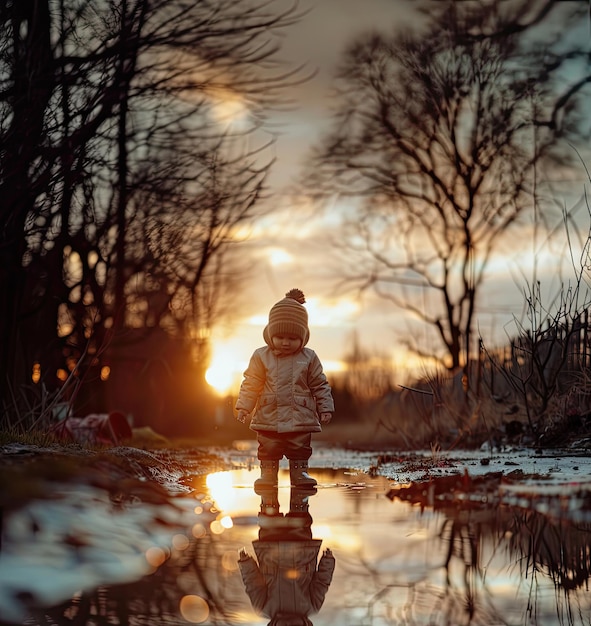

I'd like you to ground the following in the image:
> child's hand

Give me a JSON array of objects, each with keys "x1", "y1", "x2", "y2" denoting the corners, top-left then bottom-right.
[
  {"x1": 320, "y1": 412, "x2": 332, "y2": 424},
  {"x1": 239, "y1": 548, "x2": 249, "y2": 561},
  {"x1": 236, "y1": 409, "x2": 249, "y2": 423}
]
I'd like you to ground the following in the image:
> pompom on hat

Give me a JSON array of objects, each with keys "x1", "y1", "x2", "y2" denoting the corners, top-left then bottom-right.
[{"x1": 263, "y1": 288, "x2": 310, "y2": 347}]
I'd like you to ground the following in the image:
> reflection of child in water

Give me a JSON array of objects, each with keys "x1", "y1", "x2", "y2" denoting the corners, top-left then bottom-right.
[
  {"x1": 235, "y1": 289, "x2": 334, "y2": 490},
  {"x1": 238, "y1": 487, "x2": 335, "y2": 626}
]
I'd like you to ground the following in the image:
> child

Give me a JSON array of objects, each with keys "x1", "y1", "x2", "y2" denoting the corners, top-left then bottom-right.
[{"x1": 235, "y1": 289, "x2": 334, "y2": 488}]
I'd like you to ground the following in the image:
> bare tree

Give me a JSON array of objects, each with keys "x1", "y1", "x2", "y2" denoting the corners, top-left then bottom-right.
[
  {"x1": 306, "y1": 0, "x2": 588, "y2": 373},
  {"x1": 0, "y1": 0, "x2": 308, "y2": 427}
]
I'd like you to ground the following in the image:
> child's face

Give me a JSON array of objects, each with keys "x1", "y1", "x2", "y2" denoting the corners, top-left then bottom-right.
[{"x1": 272, "y1": 334, "x2": 302, "y2": 355}]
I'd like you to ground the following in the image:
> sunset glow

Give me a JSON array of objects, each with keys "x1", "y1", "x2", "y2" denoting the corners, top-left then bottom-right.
[
  {"x1": 205, "y1": 346, "x2": 242, "y2": 396},
  {"x1": 205, "y1": 295, "x2": 360, "y2": 395},
  {"x1": 305, "y1": 297, "x2": 360, "y2": 327},
  {"x1": 205, "y1": 338, "x2": 348, "y2": 396},
  {"x1": 206, "y1": 471, "x2": 238, "y2": 511},
  {"x1": 248, "y1": 296, "x2": 360, "y2": 329},
  {"x1": 267, "y1": 247, "x2": 293, "y2": 266},
  {"x1": 209, "y1": 89, "x2": 250, "y2": 128}
]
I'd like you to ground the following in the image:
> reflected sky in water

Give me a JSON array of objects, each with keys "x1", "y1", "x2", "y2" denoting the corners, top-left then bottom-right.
[
  {"x1": 7, "y1": 461, "x2": 591, "y2": 625},
  {"x1": 196, "y1": 467, "x2": 591, "y2": 626}
]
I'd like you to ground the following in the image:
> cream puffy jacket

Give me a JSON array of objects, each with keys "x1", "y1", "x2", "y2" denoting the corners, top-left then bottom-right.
[
  {"x1": 238, "y1": 540, "x2": 335, "y2": 619},
  {"x1": 235, "y1": 346, "x2": 334, "y2": 433}
]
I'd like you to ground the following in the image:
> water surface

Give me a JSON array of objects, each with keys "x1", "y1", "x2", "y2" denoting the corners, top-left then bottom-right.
[
  {"x1": 10, "y1": 460, "x2": 591, "y2": 625},
  {"x1": 188, "y1": 467, "x2": 591, "y2": 626}
]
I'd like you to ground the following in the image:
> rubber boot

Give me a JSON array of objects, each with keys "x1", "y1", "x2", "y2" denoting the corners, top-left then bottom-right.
[
  {"x1": 286, "y1": 487, "x2": 314, "y2": 533},
  {"x1": 258, "y1": 487, "x2": 281, "y2": 517},
  {"x1": 289, "y1": 460, "x2": 317, "y2": 488},
  {"x1": 254, "y1": 459, "x2": 279, "y2": 489},
  {"x1": 289, "y1": 486, "x2": 316, "y2": 513}
]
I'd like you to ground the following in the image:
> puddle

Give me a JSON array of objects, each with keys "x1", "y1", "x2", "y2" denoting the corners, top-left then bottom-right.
[
  {"x1": 9, "y1": 466, "x2": 591, "y2": 625},
  {"x1": 198, "y1": 468, "x2": 591, "y2": 625}
]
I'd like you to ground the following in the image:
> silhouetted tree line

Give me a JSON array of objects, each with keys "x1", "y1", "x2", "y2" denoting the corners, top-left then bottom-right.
[
  {"x1": 0, "y1": 0, "x2": 307, "y2": 431},
  {"x1": 2, "y1": 0, "x2": 590, "y2": 439},
  {"x1": 292, "y1": 0, "x2": 591, "y2": 451},
  {"x1": 305, "y1": 0, "x2": 590, "y2": 373}
]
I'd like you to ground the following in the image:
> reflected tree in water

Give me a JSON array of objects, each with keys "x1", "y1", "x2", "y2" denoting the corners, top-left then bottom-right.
[
  {"x1": 386, "y1": 473, "x2": 591, "y2": 626},
  {"x1": 506, "y1": 509, "x2": 591, "y2": 624}
]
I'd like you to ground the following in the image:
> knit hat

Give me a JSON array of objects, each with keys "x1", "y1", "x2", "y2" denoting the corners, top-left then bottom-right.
[{"x1": 263, "y1": 288, "x2": 310, "y2": 347}]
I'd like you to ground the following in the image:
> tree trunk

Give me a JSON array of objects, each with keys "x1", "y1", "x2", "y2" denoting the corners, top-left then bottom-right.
[{"x1": 0, "y1": 0, "x2": 54, "y2": 423}]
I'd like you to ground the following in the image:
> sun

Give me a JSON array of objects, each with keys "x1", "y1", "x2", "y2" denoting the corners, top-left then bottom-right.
[
  {"x1": 205, "y1": 363, "x2": 233, "y2": 396},
  {"x1": 205, "y1": 343, "x2": 245, "y2": 396}
]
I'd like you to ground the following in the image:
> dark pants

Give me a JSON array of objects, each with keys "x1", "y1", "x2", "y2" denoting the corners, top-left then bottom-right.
[
  {"x1": 259, "y1": 523, "x2": 312, "y2": 542},
  {"x1": 256, "y1": 431, "x2": 312, "y2": 461}
]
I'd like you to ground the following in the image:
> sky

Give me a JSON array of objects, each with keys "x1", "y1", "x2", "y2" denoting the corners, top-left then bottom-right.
[{"x1": 204, "y1": 0, "x2": 591, "y2": 396}]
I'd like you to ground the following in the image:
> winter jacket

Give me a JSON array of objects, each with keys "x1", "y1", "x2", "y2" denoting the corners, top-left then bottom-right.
[
  {"x1": 235, "y1": 346, "x2": 334, "y2": 433},
  {"x1": 238, "y1": 540, "x2": 335, "y2": 620}
]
